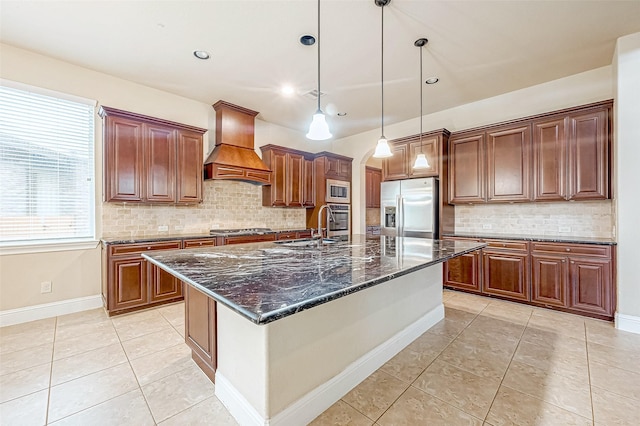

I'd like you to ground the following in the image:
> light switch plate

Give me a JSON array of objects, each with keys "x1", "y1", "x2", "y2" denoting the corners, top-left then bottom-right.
[
  {"x1": 41, "y1": 281, "x2": 52, "y2": 293},
  {"x1": 158, "y1": 225, "x2": 169, "y2": 232}
]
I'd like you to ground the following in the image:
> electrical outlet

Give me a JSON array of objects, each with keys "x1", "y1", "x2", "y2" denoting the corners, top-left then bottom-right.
[
  {"x1": 559, "y1": 226, "x2": 571, "y2": 233},
  {"x1": 158, "y1": 225, "x2": 168, "y2": 232},
  {"x1": 40, "y1": 281, "x2": 52, "y2": 293},
  {"x1": 482, "y1": 224, "x2": 492, "y2": 230}
]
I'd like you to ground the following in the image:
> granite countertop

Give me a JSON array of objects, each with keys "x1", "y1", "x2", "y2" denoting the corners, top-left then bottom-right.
[
  {"x1": 101, "y1": 227, "x2": 315, "y2": 245},
  {"x1": 142, "y1": 234, "x2": 486, "y2": 325},
  {"x1": 442, "y1": 233, "x2": 616, "y2": 246}
]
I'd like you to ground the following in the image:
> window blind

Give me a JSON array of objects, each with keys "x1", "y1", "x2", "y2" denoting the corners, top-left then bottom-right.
[{"x1": 0, "y1": 83, "x2": 95, "y2": 244}]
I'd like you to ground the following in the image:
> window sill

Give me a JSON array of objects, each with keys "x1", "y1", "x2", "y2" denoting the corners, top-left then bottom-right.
[{"x1": 0, "y1": 239, "x2": 100, "y2": 255}]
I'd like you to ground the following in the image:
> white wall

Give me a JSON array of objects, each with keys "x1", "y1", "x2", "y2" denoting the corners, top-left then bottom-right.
[
  {"x1": 613, "y1": 32, "x2": 640, "y2": 330},
  {"x1": 328, "y1": 66, "x2": 614, "y2": 236}
]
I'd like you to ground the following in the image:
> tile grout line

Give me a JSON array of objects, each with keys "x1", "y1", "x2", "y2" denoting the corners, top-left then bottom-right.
[
  {"x1": 44, "y1": 316, "x2": 57, "y2": 426},
  {"x1": 585, "y1": 321, "x2": 596, "y2": 426}
]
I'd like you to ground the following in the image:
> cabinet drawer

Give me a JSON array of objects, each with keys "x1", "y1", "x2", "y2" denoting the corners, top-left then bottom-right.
[
  {"x1": 109, "y1": 240, "x2": 182, "y2": 256},
  {"x1": 225, "y1": 234, "x2": 276, "y2": 245},
  {"x1": 277, "y1": 232, "x2": 298, "y2": 241},
  {"x1": 298, "y1": 230, "x2": 312, "y2": 238},
  {"x1": 483, "y1": 239, "x2": 529, "y2": 252},
  {"x1": 183, "y1": 238, "x2": 217, "y2": 248},
  {"x1": 531, "y1": 242, "x2": 611, "y2": 258}
]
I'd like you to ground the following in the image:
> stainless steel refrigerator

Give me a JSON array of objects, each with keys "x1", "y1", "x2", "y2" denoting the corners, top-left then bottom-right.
[{"x1": 380, "y1": 178, "x2": 439, "y2": 239}]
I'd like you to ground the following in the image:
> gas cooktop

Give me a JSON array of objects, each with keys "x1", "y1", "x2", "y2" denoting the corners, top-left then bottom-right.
[{"x1": 209, "y1": 228, "x2": 273, "y2": 236}]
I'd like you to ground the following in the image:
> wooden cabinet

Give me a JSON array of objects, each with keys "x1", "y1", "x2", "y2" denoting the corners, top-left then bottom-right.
[
  {"x1": 449, "y1": 132, "x2": 485, "y2": 203},
  {"x1": 100, "y1": 106, "x2": 206, "y2": 204},
  {"x1": 224, "y1": 233, "x2": 276, "y2": 245},
  {"x1": 105, "y1": 240, "x2": 182, "y2": 314},
  {"x1": 365, "y1": 167, "x2": 382, "y2": 208},
  {"x1": 567, "y1": 108, "x2": 609, "y2": 200},
  {"x1": 444, "y1": 237, "x2": 615, "y2": 320},
  {"x1": 261, "y1": 145, "x2": 315, "y2": 208},
  {"x1": 482, "y1": 240, "x2": 530, "y2": 301},
  {"x1": 321, "y1": 153, "x2": 352, "y2": 181},
  {"x1": 382, "y1": 133, "x2": 440, "y2": 181},
  {"x1": 531, "y1": 242, "x2": 613, "y2": 317},
  {"x1": 448, "y1": 101, "x2": 612, "y2": 205},
  {"x1": 184, "y1": 284, "x2": 217, "y2": 382},
  {"x1": 486, "y1": 125, "x2": 531, "y2": 202},
  {"x1": 276, "y1": 230, "x2": 313, "y2": 240},
  {"x1": 533, "y1": 115, "x2": 566, "y2": 201},
  {"x1": 183, "y1": 238, "x2": 217, "y2": 248}
]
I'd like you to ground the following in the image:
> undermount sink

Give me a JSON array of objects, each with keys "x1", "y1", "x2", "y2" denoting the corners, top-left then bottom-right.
[{"x1": 274, "y1": 238, "x2": 338, "y2": 247}]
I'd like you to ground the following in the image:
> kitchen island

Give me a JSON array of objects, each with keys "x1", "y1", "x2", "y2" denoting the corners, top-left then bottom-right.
[{"x1": 143, "y1": 235, "x2": 485, "y2": 426}]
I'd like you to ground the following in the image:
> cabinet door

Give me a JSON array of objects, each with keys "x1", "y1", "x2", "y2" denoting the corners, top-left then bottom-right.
[
  {"x1": 449, "y1": 133, "x2": 485, "y2": 203},
  {"x1": 533, "y1": 117, "x2": 566, "y2": 201},
  {"x1": 104, "y1": 116, "x2": 144, "y2": 201},
  {"x1": 531, "y1": 254, "x2": 567, "y2": 307},
  {"x1": 382, "y1": 143, "x2": 409, "y2": 181},
  {"x1": 185, "y1": 285, "x2": 217, "y2": 381},
  {"x1": 567, "y1": 109, "x2": 609, "y2": 200},
  {"x1": 224, "y1": 234, "x2": 277, "y2": 245},
  {"x1": 482, "y1": 251, "x2": 529, "y2": 301},
  {"x1": 183, "y1": 238, "x2": 217, "y2": 248},
  {"x1": 486, "y1": 125, "x2": 531, "y2": 202},
  {"x1": 444, "y1": 251, "x2": 481, "y2": 293},
  {"x1": 176, "y1": 130, "x2": 203, "y2": 203},
  {"x1": 145, "y1": 124, "x2": 176, "y2": 203},
  {"x1": 365, "y1": 167, "x2": 382, "y2": 208},
  {"x1": 109, "y1": 257, "x2": 148, "y2": 310},
  {"x1": 149, "y1": 265, "x2": 182, "y2": 302},
  {"x1": 268, "y1": 150, "x2": 287, "y2": 207},
  {"x1": 302, "y1": 158, "x2": 315, "y2": 207},
  {"x1": 409, "y1": 137, "x2": 439, "y2": 178},
  {"x1": 569, "y1": 257, "x2": 612, "y2": 316},
  {"x1": 287, "y1": 153, "x2": 304, "y2": 207}
]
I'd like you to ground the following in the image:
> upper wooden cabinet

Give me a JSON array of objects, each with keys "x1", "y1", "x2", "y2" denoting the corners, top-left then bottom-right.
[
  {"x1": 100, "y1": 106, "x2": 206, "y2": 204},
  {"x1": 449, "y1": 132, "x2": 485, "y2": 203},
  {"x1": 448, "y1": 100, "x2": 612, "y2": 204},
  {"x1": 486, "y1": 124, "x2": 532, "y2": 202},
  {"x1": 365, "y1": 167, "x2": 382, "y2": 208},
  {"x1": 382, "y1": 132, "x2": 441, "y2": 181},
  {"x1": 261, "y1": 145, "x2": 315, "y2": 208},
  {"x1": 317, "y1": 152, "x2": 352, "y2": 181}
]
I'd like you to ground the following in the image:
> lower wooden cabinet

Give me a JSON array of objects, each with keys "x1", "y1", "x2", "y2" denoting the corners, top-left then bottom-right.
[
  {"x1": 105, "y1": 240, "x2": 182, "y2": 314},
  {"x1": 444, "y1": 237, "x2": 615, "y2": 320},
  {"x1": 184, "y1": 284, "x2": 217, "y2": 382},
  {"x1": 224, "y1": 233, "x2": 276, "y2": 245}
]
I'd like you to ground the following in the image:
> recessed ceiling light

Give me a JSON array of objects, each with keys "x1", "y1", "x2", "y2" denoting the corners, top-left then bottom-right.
[
  {"x1": 193, "y1": 50, "x2": 210, "y2": 60},
  {"x1": 280, "y1": 85, "x2": 296, "y2": 97},
  {"x1": 299, "y1": 34, "x2": 316, "y2": 46},
  {"x1": 337, "y1": 112, "x2": 347, "y2": 117},
  {"x1": 425, "y1": 77, "x2": 439, "y2": 84}
]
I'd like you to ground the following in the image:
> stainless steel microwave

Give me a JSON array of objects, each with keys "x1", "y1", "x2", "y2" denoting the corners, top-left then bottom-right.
[{"x1": 326, "y1": 179, "x2": 350, "y2": 203}]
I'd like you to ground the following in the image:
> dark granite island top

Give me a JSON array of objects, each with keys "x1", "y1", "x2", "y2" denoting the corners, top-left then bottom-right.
[{"x1": 142, "y1": 234, "x2": 485, "y2": 325}]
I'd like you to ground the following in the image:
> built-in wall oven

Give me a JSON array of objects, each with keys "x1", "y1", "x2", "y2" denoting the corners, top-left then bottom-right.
[
  {"x1": 327, "y1": 204, "x2": 350, "y2": 237},
  {"x1": 326, "y1": 179, "x2": 350, "y2": 204}
]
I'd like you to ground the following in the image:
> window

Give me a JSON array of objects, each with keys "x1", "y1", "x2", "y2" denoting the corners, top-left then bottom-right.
[{"x1": 0, "y1": 81, "x2": 95, "y2": 245}]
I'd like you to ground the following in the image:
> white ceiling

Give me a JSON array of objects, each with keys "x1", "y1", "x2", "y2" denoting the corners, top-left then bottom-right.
[{"x1": 2, "y1": 0, "x2": 639, "y2": 139}]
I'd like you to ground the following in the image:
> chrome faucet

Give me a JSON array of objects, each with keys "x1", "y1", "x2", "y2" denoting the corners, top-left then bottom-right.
[{"x1": 313, "y1": 204, "x2": 335, "y2": 242}]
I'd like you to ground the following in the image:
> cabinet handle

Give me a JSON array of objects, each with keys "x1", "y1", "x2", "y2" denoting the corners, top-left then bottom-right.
[
  {"x1": 565, "y1": 248, "x2": 570, "y2": 252},
  {"x1": 503, "y1": 244, "x2": 506, "y2": 247},
  {"x1": 562, "y1": 260, "x2": 566, "y2": 263},
  {"x1": 571, "y1": 261, "x2": 575, "y2": 264},
  {"x1": 147, "y1": 246, "x2": 151, "y2": 250}
]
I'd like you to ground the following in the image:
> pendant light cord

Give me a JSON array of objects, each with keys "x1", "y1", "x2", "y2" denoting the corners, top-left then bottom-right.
[
  {"x1": 419, "y1": 42, "x2": 423, "y2": 152},
  {"x1": 317, "y1": 0, "x2": 321, "y2": 113},
  {"x1": 380, "y1": 3, "x2": 385, "y2": 138}
]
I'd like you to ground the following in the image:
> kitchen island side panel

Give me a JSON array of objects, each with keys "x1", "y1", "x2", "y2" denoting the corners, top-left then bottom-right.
[{"x1": 215, "y1": 265, "x2": 443, "y2": 423}]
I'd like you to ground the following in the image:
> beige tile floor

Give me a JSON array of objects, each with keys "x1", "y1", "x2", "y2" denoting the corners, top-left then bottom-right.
[{"x1": 1, "y1": 291, "x2": 639, "y2": 425}]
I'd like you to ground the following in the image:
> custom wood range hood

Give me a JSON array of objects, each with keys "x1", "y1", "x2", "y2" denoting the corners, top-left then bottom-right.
[{"x1": 203, "y1": 100, "x2": 271, "y2": 184}]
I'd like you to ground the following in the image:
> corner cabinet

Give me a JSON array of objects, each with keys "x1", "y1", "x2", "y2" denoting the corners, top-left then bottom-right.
[
  {"x1": 261, "y1": 145, "x2": 315, "y2": 208},
  {"x1": 100, "y1": 106, "x2": 206, "y2": 204}
]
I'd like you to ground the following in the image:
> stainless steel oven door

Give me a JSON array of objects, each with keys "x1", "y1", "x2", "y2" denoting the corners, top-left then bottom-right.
[{"x1": 327, "y1": 204, "x2": 350, "y2": 237}]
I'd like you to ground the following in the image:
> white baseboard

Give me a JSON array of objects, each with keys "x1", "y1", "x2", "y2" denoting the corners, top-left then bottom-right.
[
  {"x1": 0, "y1": 295, "x2": 104, "y2": 327},
  {"x1": 615, "y1": 312, "x2": 640, "y2": 335},
  {"x1": 215, "y1": 303, "x2": 444, "y2": 426}
]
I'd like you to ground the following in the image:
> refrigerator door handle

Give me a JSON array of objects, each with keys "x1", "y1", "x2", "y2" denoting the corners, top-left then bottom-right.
[{"x1": 397, "y1": 195, "x2": 403, "y2": 236}]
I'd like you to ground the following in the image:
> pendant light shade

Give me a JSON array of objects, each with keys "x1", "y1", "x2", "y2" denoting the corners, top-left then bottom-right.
[
  {"x1": 412, "y1": 37, "x2": 431, "y2": 170},
  {"x1": 307, "y1": 111, "x2": 332, "y2": 140},
  {"x1": 372, "y1": 0, "x2": 391, "y2": 158},
  {"x1": 374, "y1": 136, "x2": 392, "y2": 158},
  {"x1": 306, "y1": 0, "x2": 332, "y2": 140}
]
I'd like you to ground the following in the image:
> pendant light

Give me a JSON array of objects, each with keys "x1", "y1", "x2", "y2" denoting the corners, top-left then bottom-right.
[
  {"x1": 306, "y1": 0, "x2": 332, "y2": 140},
  {"x1": 413, "y1": 37, "x2": 431, "y2": 170},
  {"x1": 373, "y1": 0, "x2": 392, "y2": 158}
]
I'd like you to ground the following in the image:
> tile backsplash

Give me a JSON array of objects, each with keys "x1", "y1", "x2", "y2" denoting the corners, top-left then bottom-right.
[
  {"x1": 454, "y1": 200, "x2": 614, "y2": 238},
  {"x1": 101, "y1": 180, "x2": 307, "y2": 238}
]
